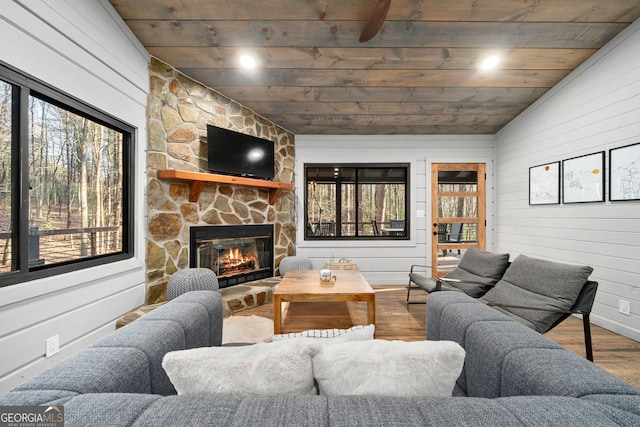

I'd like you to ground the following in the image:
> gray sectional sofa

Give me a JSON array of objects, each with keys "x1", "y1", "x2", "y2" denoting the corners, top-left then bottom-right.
[{"x1": 2, "y1": 290, "x2": 639, "y2": 426}]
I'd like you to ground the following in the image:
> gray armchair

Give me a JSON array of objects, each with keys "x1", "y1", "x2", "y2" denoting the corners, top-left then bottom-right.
[
  {"x1": 480, "y1": 254, "x2": 597, "y2": 361},
  {"x1": 407, "y1": 246, "x2": 510, "y2": 303},
  {"x1": 409, "y1": 249, "x2": 598, "y2": 361}
]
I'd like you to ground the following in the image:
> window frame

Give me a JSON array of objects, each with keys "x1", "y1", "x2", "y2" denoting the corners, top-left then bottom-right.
[
  {"x1": 0, "y1": 61, "x2": 135, "y2": 288},
  {"x1": 304, "y1": 163, "x2": 410, "y2": 241}
]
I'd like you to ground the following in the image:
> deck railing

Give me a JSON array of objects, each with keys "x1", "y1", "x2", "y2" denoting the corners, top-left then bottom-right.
[{"x1": 0, "y1": 226, "x2": 121, "y2": 271}]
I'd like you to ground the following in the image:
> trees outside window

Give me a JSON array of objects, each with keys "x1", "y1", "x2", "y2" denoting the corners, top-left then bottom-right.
[
  {"x1": 0, "y1": 80, "x2": 12, "y2": 272},
  {"x1": 305, "y1": 164, "x2": 409, "y2": 239},
  {"x1": 0, "y1": 65, "x2": 133, "y2": 287}
]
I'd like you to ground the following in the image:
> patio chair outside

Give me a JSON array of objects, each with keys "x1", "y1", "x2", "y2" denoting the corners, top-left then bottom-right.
[{"x1": 437, "y1": 223, "x2": 464, "y2": 256}]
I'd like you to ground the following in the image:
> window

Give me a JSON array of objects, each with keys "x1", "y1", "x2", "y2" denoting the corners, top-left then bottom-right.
[
  {"x1": 0, "y1": 64, "x2": 134, "y2": 287},
  {"x1": 305, "y1": 164, "x2": 409, "y2": 240}
]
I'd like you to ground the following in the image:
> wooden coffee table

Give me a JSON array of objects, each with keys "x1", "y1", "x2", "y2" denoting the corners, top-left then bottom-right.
[{"x1": 273, "y1": 269, "x2": 376, "y2": 334}]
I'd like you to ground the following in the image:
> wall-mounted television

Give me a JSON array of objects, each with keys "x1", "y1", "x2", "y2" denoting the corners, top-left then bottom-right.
[{"x1": 207, "y1": 124, "x2": 275, "y2": 180}]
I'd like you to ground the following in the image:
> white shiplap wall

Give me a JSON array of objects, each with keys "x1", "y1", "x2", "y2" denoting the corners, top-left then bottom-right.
[
  {"x1": 0, "y1": 0, "x2": 149, "y2": 392},
  {"x1": 494, "y1": 19, "x2": 640, "y2": 342},
  {"x1": 295, "y1": 135, "x2": 495, "y2": 285}
]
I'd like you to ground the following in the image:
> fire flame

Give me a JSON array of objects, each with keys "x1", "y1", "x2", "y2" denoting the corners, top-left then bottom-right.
[{"x1": 219, "y1": 247, "x2": 259, "y2": 275}]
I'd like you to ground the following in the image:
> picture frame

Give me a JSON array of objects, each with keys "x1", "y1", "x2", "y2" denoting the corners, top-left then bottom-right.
[
  {"x1": 562, "y1": 151, "x2": 605, "y2": 203},
  {"x1": 609, "y1": 142, "x2": 640, "y2": 201},
  {"x1": 529, "y1": 162, "x2": 560, "y2": 205}
]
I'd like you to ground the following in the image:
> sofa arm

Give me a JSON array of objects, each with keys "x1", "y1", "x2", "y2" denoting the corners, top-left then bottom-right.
[
  {"x1": 0, "y1": 345, "x2": 156, "y2": 403},
  {"x1": 148, "y1": 291, "x2": 224, "y2": 348},
  {"x1": 1, "y1": 290, "x2": 226, "y2": 403}
]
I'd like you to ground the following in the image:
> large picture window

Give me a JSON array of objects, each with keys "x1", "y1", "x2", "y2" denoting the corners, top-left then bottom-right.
[
  {"x1": 0, "y1": 64, "x2": 134, "y2": 287},
  {"x1": 305, "y1": 164, "x2": 409, "y2": 240}
]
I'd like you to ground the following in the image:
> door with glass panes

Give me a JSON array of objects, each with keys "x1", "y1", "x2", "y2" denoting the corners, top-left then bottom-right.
[{"x1": 431, "y1": 163, "x2": 486, "y2": 277}]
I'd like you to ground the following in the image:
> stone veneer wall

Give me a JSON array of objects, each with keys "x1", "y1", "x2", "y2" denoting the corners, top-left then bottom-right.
[{"x1": 145, "y1": 57, "x2": 296, "y2": 304}]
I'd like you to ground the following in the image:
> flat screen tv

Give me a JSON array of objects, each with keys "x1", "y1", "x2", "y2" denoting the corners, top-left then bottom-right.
[{"x1": 207, "y1": 125, "x2": 275, "y2": 180}]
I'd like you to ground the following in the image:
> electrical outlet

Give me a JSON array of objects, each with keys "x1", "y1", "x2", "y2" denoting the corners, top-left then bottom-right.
[
  {"x1": 619, "y1": 299, "x2": 631, "y2": 316},
  {"x1": 45, "y1": 335, "x2": 59, "y2": 358}
]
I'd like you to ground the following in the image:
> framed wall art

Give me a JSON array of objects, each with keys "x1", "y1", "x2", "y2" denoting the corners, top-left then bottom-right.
[
  {"x1": 562, "y1": 151, "x2": 605, "y2": 203},
  {"x1": 609, "y1": 142, "x2": 640, "y2": 201},
  {"x1": 529, "y1": 162, "x2": 560, "y2": 205}
]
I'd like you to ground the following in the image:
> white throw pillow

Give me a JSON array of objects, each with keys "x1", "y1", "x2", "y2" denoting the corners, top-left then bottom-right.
[
  {"x1": 272, "y1": 324, "x2": 374, "y2": 343},
  {"x1": 312, "y1": 340, "x2": 465, "y2": 397},
  {"x1": 162, "y1": 339, "x2": 321, "y2": 396}
]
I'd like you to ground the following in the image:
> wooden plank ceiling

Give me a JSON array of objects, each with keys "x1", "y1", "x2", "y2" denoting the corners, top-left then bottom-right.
[{"x1": 109, "y1": 0, "x2": 640, "y2": 135}]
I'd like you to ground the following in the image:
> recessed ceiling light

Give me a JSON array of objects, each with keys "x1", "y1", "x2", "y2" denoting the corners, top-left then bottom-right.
[
  {"x1": 480, "y1": 55, "x2": 500, "y2": 70},
  {"x1": 239, "y1": 54, "x2": 257, "y2": 69}
]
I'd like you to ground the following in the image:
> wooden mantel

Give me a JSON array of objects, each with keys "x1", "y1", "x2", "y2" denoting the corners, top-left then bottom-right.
[{"x1": 157, "y1": 169, "x2": 294, "y2": 204}]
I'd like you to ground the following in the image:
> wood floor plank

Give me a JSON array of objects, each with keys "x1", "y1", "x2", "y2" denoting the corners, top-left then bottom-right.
[{"x1": 233, "y1": 285, "x2": 640, "y2": 389}]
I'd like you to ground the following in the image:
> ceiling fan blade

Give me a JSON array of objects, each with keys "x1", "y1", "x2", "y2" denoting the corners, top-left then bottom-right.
[{"x1": 359, "y1": 0, "x2": 392, "y2": 42}]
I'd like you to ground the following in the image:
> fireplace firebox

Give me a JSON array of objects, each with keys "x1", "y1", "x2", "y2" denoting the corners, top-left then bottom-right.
[{"x1": 189, "y1": 224, "x2": 274, "y2": 288}]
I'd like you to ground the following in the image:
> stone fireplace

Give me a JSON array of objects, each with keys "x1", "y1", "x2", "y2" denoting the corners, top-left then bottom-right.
[
  {"x1": 190, "y1": 224, "x2": 274, "y2": 288},
  {"x1": 145, "y1": 57, "x2": 296, "y2": 304}
]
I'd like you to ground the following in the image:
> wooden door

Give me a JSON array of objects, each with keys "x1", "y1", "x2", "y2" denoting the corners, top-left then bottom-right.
[{"x1": 431, "y1": 163, "x2": 486, "y2": 277}]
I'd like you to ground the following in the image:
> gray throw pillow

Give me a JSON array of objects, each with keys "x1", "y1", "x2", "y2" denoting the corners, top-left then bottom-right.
[
  {"x1": 480, "y1": 254, "x2": 593, "y2": 332},
  {"x1": 444, "y1": 246, "x2": 510, "y2": 297}
]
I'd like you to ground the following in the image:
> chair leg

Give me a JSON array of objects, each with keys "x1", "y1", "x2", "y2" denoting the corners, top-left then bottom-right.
[
  {"x1": 406, "y1": 280, "x2": 426, "y2": 304},
  {"x1": 583, "y1": 313, "x2": 594, "y2": 362}
]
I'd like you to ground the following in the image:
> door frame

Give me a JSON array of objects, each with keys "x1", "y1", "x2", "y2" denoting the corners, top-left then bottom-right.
[{"x1": 430, "y1": 163, "x2": 486, "y2": 277}]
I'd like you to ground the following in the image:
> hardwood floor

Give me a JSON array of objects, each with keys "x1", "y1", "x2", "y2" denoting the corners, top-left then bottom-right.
[{"x1": 234, "y1": 285, "x2": 640, "y2": 389}]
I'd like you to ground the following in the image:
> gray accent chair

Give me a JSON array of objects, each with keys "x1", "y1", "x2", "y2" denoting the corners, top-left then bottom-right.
[
  {"x1": 407, "y1": 246, "x2": 510, "y2": 302},
  {"x1": 480, "y1": 254, "x2": 597, "y2": 361},
  {"x1": 410, "y1": 249, "x2": 598, "y2": 361}
]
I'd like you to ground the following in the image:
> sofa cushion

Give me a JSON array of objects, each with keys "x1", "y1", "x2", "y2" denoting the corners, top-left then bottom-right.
[
  {"x1": 500, "y1": 348, "x2": 640, "y2": 398},
  {"x1": 93, "y1": 320, "x2": 187, "y2": 395},
  {"x1": 463, "y1": 321, "x2": 563, "y2": 398},
  {"x1": 432, "y1": 296, "x2": 514, "y2": 394},
  {"x1": 62, "y1": 393, "x2": 162, "y2": 427},
  {"x1": 0, "y1": 390, "x2": 77, "y2": 407},
  {"x1": 218, "y1": 395, "x2": 328, "y2": 427},
  {"x1": 480, "y1": 254, "x2": 593, "y2": 332},
  {"x1": 312, "y1": 340, "x2": 465, "y2": 398},
  {"x1": 65, "y1": 394, "x2": 328, "y2": 427},
  {"x1": 582, "y1": 394, "x2": 640, "y2": 418},
  {"x1": 139, "y1": 301, "x2": 211, "y2": 349},
  {"x1": 426, "y1": 292, "x2": 480, "y2": 342},
  {"x1": 493, "y1": 396, "x2": 640, "y2": 427},
  {"x1": 444, "y1": 246, "x2": 510, "y2": 297},
  {"x1": 170, "y1": 290, "x2": 224, "y2": 346},
  {"x1": 64, "y1": 393, "x2": 324, "y2": 427},
  {"x1": 326, "y1": 395, "x2": 640, "y2": 426},
  {"x1": 162, "y1": 339, "x2": 321, "y2": 396}
]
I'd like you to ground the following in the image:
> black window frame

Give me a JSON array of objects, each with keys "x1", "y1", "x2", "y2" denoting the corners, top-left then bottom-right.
[
  {"x1": 305, "y1": 163, "x2": 410, "y2": 240},
  {"x1": 0, "y1": 61, "x2": 135, "y2": 288}
]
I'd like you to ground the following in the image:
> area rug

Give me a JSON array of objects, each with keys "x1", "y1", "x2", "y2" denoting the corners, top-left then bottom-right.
[{"x1": 222, "y1": 315, "x2": 274, "y2": 344}]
